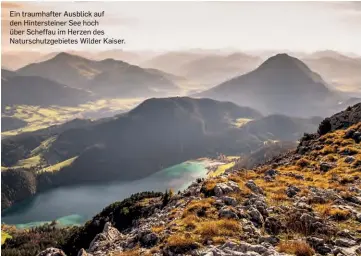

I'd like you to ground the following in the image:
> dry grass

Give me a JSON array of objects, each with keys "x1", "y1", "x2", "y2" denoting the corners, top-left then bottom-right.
[
  {"x1": 315, "y1": 204, "x2": 351, "y2": 221},
  {"x1": 196, "y1": 219, "x2": 241, "y2": 239},
  {"x1": 321, "y1": 145, "x2": 337, "y2": 155},
  {"x1": 167, "y1": 233, "x2": 196, "y2": 248},
  {"x1": 329, "y1": 208, "x2": 351, "y2": 221},
  {"x1": 151, "y1": 226, "x2": 165, "y2": 234},
  {"x1": 278, "y1": 240, "x2": 315, "y2": 256},
  {"x1": 183, "y1": 198, "x2": 215, "y2": 218}
]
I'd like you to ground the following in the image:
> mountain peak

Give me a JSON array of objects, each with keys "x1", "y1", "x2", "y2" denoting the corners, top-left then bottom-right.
[
  {"x1": 52, "y1": 52, "x2": 86, "y2": 62},
  {"x1": 258, "y1": 53, "x2": 310, "y2": 71}
]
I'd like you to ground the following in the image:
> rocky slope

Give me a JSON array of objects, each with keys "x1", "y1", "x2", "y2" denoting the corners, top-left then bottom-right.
[{"x1": 28, "y1": 103, "x2": 361, "y2": 256}]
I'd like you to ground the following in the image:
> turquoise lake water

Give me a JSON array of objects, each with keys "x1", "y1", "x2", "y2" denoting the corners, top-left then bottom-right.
[{"x1": 1, "y1": 161, "x2": 208, "y2": 228}]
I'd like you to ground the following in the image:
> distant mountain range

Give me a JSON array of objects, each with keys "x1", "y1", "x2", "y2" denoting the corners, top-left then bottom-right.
[
  {"x1": 302, "y1": 51, "x2": 361, "y2": 93},
  {"x1": 2, "y1": 70, "x2": 92, "y2": 109},
  {"x1": 197, "y1": 53, "x2": 344, "y2": 117},
  {"x1": 1, "y1": 53, "x2": 183, "y2": 109},
  {"x1": 1, "y1": 97, "x2": 320, "y2": 209},
  {"x1": 142, "y1": 51, "x2": 262, "y2": 86}
]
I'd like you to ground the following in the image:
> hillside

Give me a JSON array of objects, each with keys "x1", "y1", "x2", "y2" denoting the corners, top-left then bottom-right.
[
  {"x1": 1, "y1": 117, "x2": 27, "y2": 132},
  {"x1": 197, "y1": 53, "x2": 341, "y2": 117},
  {"x1": 1, "y1": 69, "x2": 17, "y2": 80},
  {"x1": 1, "y1": 97, "x2": 321, "y2": 210},
  {"x1": 4, "y1": 102, "x2": 361, "y2": 256},
  {"x1": 17, "y1": 53, "x2": 179, "y2": 97},
  {"x1": 1, "y1": 74, "x2": 92, "y2": 108},
  {"x1": 302, "y1": 51, "x2": 361, "y2": 93}
]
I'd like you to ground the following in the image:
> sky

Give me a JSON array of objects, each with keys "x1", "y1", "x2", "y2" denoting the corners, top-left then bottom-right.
[{"x1": 2, "y1": 1, "x2": 361, "y2": 55}]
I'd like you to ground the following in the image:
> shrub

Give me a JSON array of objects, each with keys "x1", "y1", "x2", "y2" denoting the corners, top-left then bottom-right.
[{"x1": 278, "y1": 240, "x2": 315, "y2": 256}]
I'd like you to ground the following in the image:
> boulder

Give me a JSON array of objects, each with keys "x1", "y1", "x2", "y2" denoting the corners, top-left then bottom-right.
[
  {"x1": 37, "y1": 248, "x2": 66, "y2": 256},
  {"x1": 219, "y1": 206, "x2": 239, "y2": 219},
  {"x1": 245, "y1": 180, "x2": 264, "y2": 195},
  {"x1": 344, "y1": 156, "x2": 355, "y2": 164},
  {"x1": 223, "y1": 196, "x2": 237, "y2": 206},
  {"x1": 320, "y1": 162, "x2": 335, "y2": 172},
  {"x1": 139, "y1": 231, "x2": 159, "y2": 248},
  {"x1": 265, "y1": 217, "x2": 283, "y2": 235},
  {"x1": 334, "y1": 238, "x2": 357, "y2": 247},
  {"x1": 214, "y1": 181, "x2": 240, "y2": 197},
  {"x1": 286, "y1": 185, "x2": 300, "y2": 198},
  {"x1": 248, "y1": 207, "x2": 264, "y2": 227}
]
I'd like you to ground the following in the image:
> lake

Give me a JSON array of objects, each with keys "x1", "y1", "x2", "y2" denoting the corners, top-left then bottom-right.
[{"x1": 1, "y1": 161, "x2": 208, "y2": 228}]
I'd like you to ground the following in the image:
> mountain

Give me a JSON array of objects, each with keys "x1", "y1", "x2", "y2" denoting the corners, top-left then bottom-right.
[
  {"x1": 17, "y1": 52, "x2": 179, "y2": 97},
  {"x1": 87, "y1": 59, "x2": 179, "y2": 97},
  {"x1": 1, "y1": 68, "x2": 17, "y2": 80},
  {"x1": 302, "y1": 51, "x2": 361, "y2": 93},
  {"x1": 142, "y1": 51, "x2": 207, "y2": 75},
  {"x1": 5, "y1": 102, "x2": 361, "y2": 256},
  {"x1": 198, "y1": 53, "x2": 340, "y2": 117},
  {"x1": 142, "y1": 51, "x2": 262, "y2": 87},
  {"x1": 178, "y1": 53, "x2": 262, "y2": 86},
  {"x1": 17, "y1": 52, "x2": 117, "y2": 89},
  {"x1": 1, "y1": 51, "x2": 52, "y2": 70},
  {"x1": 1, "y1": 97, "x2": 322, "y2": 211},
  {"x1": 1, "y1": 117, "x2": 27, "y2": 132},
  {"x1": 1, "y1": 74, "x2": 92, "y2": 108}
]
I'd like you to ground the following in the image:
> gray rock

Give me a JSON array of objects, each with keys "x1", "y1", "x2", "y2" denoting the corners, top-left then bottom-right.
[
  {"x1": 258, "y1": 236, "x2": 280, "y2": 246},
  {"x1": 248, "y1": 207, "x2": 264, "y2": 227},
  {"x1": 245, "y1": 180, "x2": 264, "y2": 195},
  {"x1": 139, "y1": 232, "x2": 158, "y2": 247},
  {"x1": 265, "y1": 217, "x2": 283, "y2": 235},
  {"x1": 344, "y1": 156, "x2": 355, "y2": 163},
  {"x1": 320, "y1": 162, "x2": 335, "y2": 172},
  {"x1": 223, "y1": 196, "x2": 237, "y2": 206},
  {"x1": 335, "y1": 238, "x2": 357, "y2": 247},
  {"x1": 219, "y1": 206, "x2": 239, "y2": 219},
  {"x1": 286, "y1": 185, "x2": 300, "y2": 198},
  {"x1": 37, "y1": 248, "x2": 66, "y2": 256},
  {"x1": 306, "y1": 236, "x2": 324, "y2": 248},
  {"x1": 214, "y1": 181, "x2": 240, "y2": 197},
  {"x1": 264, "y1": 169, "x2": 278, "y2": 177}
]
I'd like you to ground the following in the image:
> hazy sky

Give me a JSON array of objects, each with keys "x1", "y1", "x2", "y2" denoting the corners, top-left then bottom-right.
[{"x1": 2, "y1": 1, "x2": 361, "y2": 55}]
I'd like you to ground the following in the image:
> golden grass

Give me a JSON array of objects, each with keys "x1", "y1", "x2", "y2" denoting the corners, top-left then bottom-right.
[
  {"x1": 38, "y1": 156, "x2": 77, "y2": 173},
  {"x1": 167, "y1": 234, "x2": 196, "y2": 248},
  {"x1": 14, "y1": 155, "x2": 42, "y2": 169},
  {"x1": 278, "y1": 240, "x2": 315, "y2": 256},
  {"x1": 183, "y1": 198, "x2": 215, "y2": 217},
  {"x1": 196, "y1": 219, "x2": 241, "y2": 239}
]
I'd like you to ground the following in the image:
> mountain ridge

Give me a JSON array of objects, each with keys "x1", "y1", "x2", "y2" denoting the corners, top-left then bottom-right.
[{"x1": 197, "y1": 53, "x2": 340, "y2": 117}]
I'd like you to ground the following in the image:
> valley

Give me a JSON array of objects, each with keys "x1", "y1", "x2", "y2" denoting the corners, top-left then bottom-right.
[{"x1": 1, "y1": 158, "x2": 235, "y2": 227}]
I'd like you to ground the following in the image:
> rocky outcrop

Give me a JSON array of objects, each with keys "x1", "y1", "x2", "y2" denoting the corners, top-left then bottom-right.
[{"x1": 37, "y1": 248, "x2": 66, "y2": 256}]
